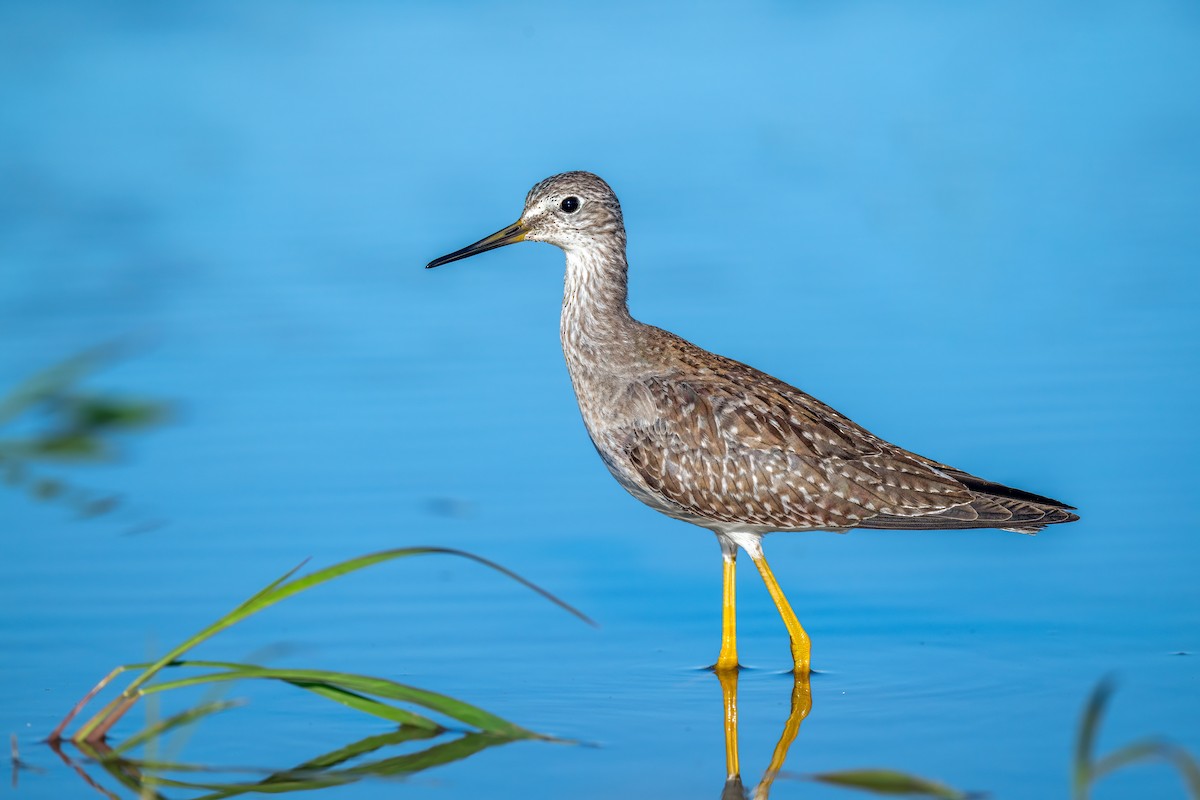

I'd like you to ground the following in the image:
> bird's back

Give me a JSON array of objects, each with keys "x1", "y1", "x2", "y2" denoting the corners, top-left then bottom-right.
[{"x1": 574, "y1": 323, "x2": 1077, "y2": 534}]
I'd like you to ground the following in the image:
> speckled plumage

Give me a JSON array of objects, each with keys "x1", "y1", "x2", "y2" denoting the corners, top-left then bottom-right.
[{"x1": 532, "y1": 172, "x2": 1078, "y2": 536}]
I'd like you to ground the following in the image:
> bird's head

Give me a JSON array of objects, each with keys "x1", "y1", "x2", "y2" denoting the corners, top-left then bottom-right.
[{"x1": 426, "y1": 171, "x2": 624, "y2": 269}]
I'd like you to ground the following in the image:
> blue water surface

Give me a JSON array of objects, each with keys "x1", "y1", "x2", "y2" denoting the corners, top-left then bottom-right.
[{"x1": 2, "y1": 2, "x2": 1198, "y2": 798}]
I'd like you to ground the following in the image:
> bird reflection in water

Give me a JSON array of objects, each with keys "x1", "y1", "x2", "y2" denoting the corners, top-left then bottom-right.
[{"x1": 717, "y1": 669, "x2": 812, "y2": 799}]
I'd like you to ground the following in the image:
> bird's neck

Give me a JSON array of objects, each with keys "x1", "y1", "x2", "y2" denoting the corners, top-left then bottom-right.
[{"x1": 560, "y1": 241, "x2": 635, "y2": 374}]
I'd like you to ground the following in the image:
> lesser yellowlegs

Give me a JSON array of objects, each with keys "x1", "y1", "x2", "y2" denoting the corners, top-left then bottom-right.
[{"x1": 427, "y1": 171, "x2": 1078, "y2": 673}]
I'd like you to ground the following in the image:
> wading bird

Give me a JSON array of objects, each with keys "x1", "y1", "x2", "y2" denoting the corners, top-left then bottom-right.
[{"x1": 427, "y1": 171, "x2": 1078, "y2": 673}]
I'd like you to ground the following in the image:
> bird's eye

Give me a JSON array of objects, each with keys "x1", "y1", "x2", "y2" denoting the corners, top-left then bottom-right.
[{"x1": 560, "y1": 196, "x2": 580, "y2": 213}]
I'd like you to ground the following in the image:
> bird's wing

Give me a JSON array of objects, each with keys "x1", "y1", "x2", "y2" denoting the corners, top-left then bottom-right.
[
  {"x1": 857, "y1": 465, "x2": 1079, "y2": 532},
  {"x1": 606, "y1": 370, "x2": 982, "y2": 531}
]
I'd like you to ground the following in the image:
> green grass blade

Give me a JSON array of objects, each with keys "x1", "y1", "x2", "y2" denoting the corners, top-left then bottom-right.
[
  {"x1": 72, "y1": 548, "x2": 582, "y2": 742},
  {"x1": 48, "y1": 665, "x2": 128, "y2": 743},
  {"x1": 139, "y1": 661, "x2": 531, "y2": 736},
  {"x1": 119, "y1": 560, "x2": 310, "y2": 695},
  {"x1": 224, "y1": 561, "x2": 309, "y2": 616},
  {"x1": 291, "y1": 674, "x2": 527, "y2": 736},
  {"x1": 241, "y1": 547, "x2": 593, "y2": 627},
  {"x1": 122, "y1": 547, "x2": 589, "y2": 698},
  {"x1": 113, "y1": 700, "x2": 245, "y2": 755},
  {"x1": 806, "y1": 768, "x2": 969, "y2": 799},
  {"x1": 286, "y1": 682, "x2": 440, "y2": 729}
]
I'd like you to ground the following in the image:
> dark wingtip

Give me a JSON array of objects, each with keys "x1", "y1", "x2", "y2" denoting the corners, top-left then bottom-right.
[
  {"x1": 1037, "y1": 507, "x2": 1080, "y2": 527},
  {"x1": 948, "y1": 470, "x2": 1077, "y2": 512}
]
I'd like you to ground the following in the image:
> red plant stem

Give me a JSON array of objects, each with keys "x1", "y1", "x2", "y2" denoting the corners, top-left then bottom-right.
[
  {"x1": 83, "y1": 695, "x2": 139, "y2": 744},
  {"x1": 47, "y1": 667, "x2": 125, "y2": 744}
]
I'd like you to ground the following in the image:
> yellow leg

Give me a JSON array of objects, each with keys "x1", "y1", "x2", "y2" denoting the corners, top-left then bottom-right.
[
  {"x1": 750, "y1": 551, "x2": 811, "y2": 674},
  {"x1": 714, "y1": 536, "x2": 740, "y2": 672}
]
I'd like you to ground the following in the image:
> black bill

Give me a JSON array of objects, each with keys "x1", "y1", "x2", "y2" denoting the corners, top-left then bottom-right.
[{"x1": 426, "y1": 221, "x2": 526, "y2": 269}]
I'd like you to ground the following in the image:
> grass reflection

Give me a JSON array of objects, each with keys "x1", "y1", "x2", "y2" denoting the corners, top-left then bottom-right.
[{"x1": 53, "y1": 726, "x2": 522, "y2": 799}]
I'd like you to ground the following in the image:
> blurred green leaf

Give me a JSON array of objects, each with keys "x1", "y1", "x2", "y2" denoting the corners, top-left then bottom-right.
[
  {"x1": 1093, "y1": 739, "x2": 1200, "y2": 798},
  {"x1": 1072, "y1": 678, "x2": 1200, "y2": 800},
  {"x1": 69, "y1": 397, "x2": 167, "y2": 430},
  {"x1": 1, "y1": 348, "x2": 167, "y2": 518},
  {"x1": 81, "y1": 495, "x2": 120, "y2": 517},
  {"x1": 29, "y1": 433, "x2": 111, "y2": 461},
  {"x1": 32, "y1": 477, "x2": 65, "y2": 499},
  {"x1": 0, "y1": 347, "x2": 113, "y2": 425},
  {"x1": 807, "y1": 768, "x2": 969, "y2": 798},
  {"x1": 1073, "y1": 677, "x2": 1114, "y2": 797}
]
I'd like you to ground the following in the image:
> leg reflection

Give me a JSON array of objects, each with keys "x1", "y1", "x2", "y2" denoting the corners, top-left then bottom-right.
[
  {"x1": 718, "y1": 668, "x2": 742, "y2": 796},
  {"x1": 752, "y1": 671, "x2": 812, "y2": 799},
  {"x1": 716, "y1": 668, "x2": 813, "y2": 800}
]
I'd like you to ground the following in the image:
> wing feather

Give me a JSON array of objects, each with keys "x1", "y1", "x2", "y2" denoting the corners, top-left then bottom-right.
[
  {"x1": 609, "y1": 373, "x2": 979, "y2": 530},
  {"x1": 603, "y1": 352, "x2": 1076, "y2": 533}
]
